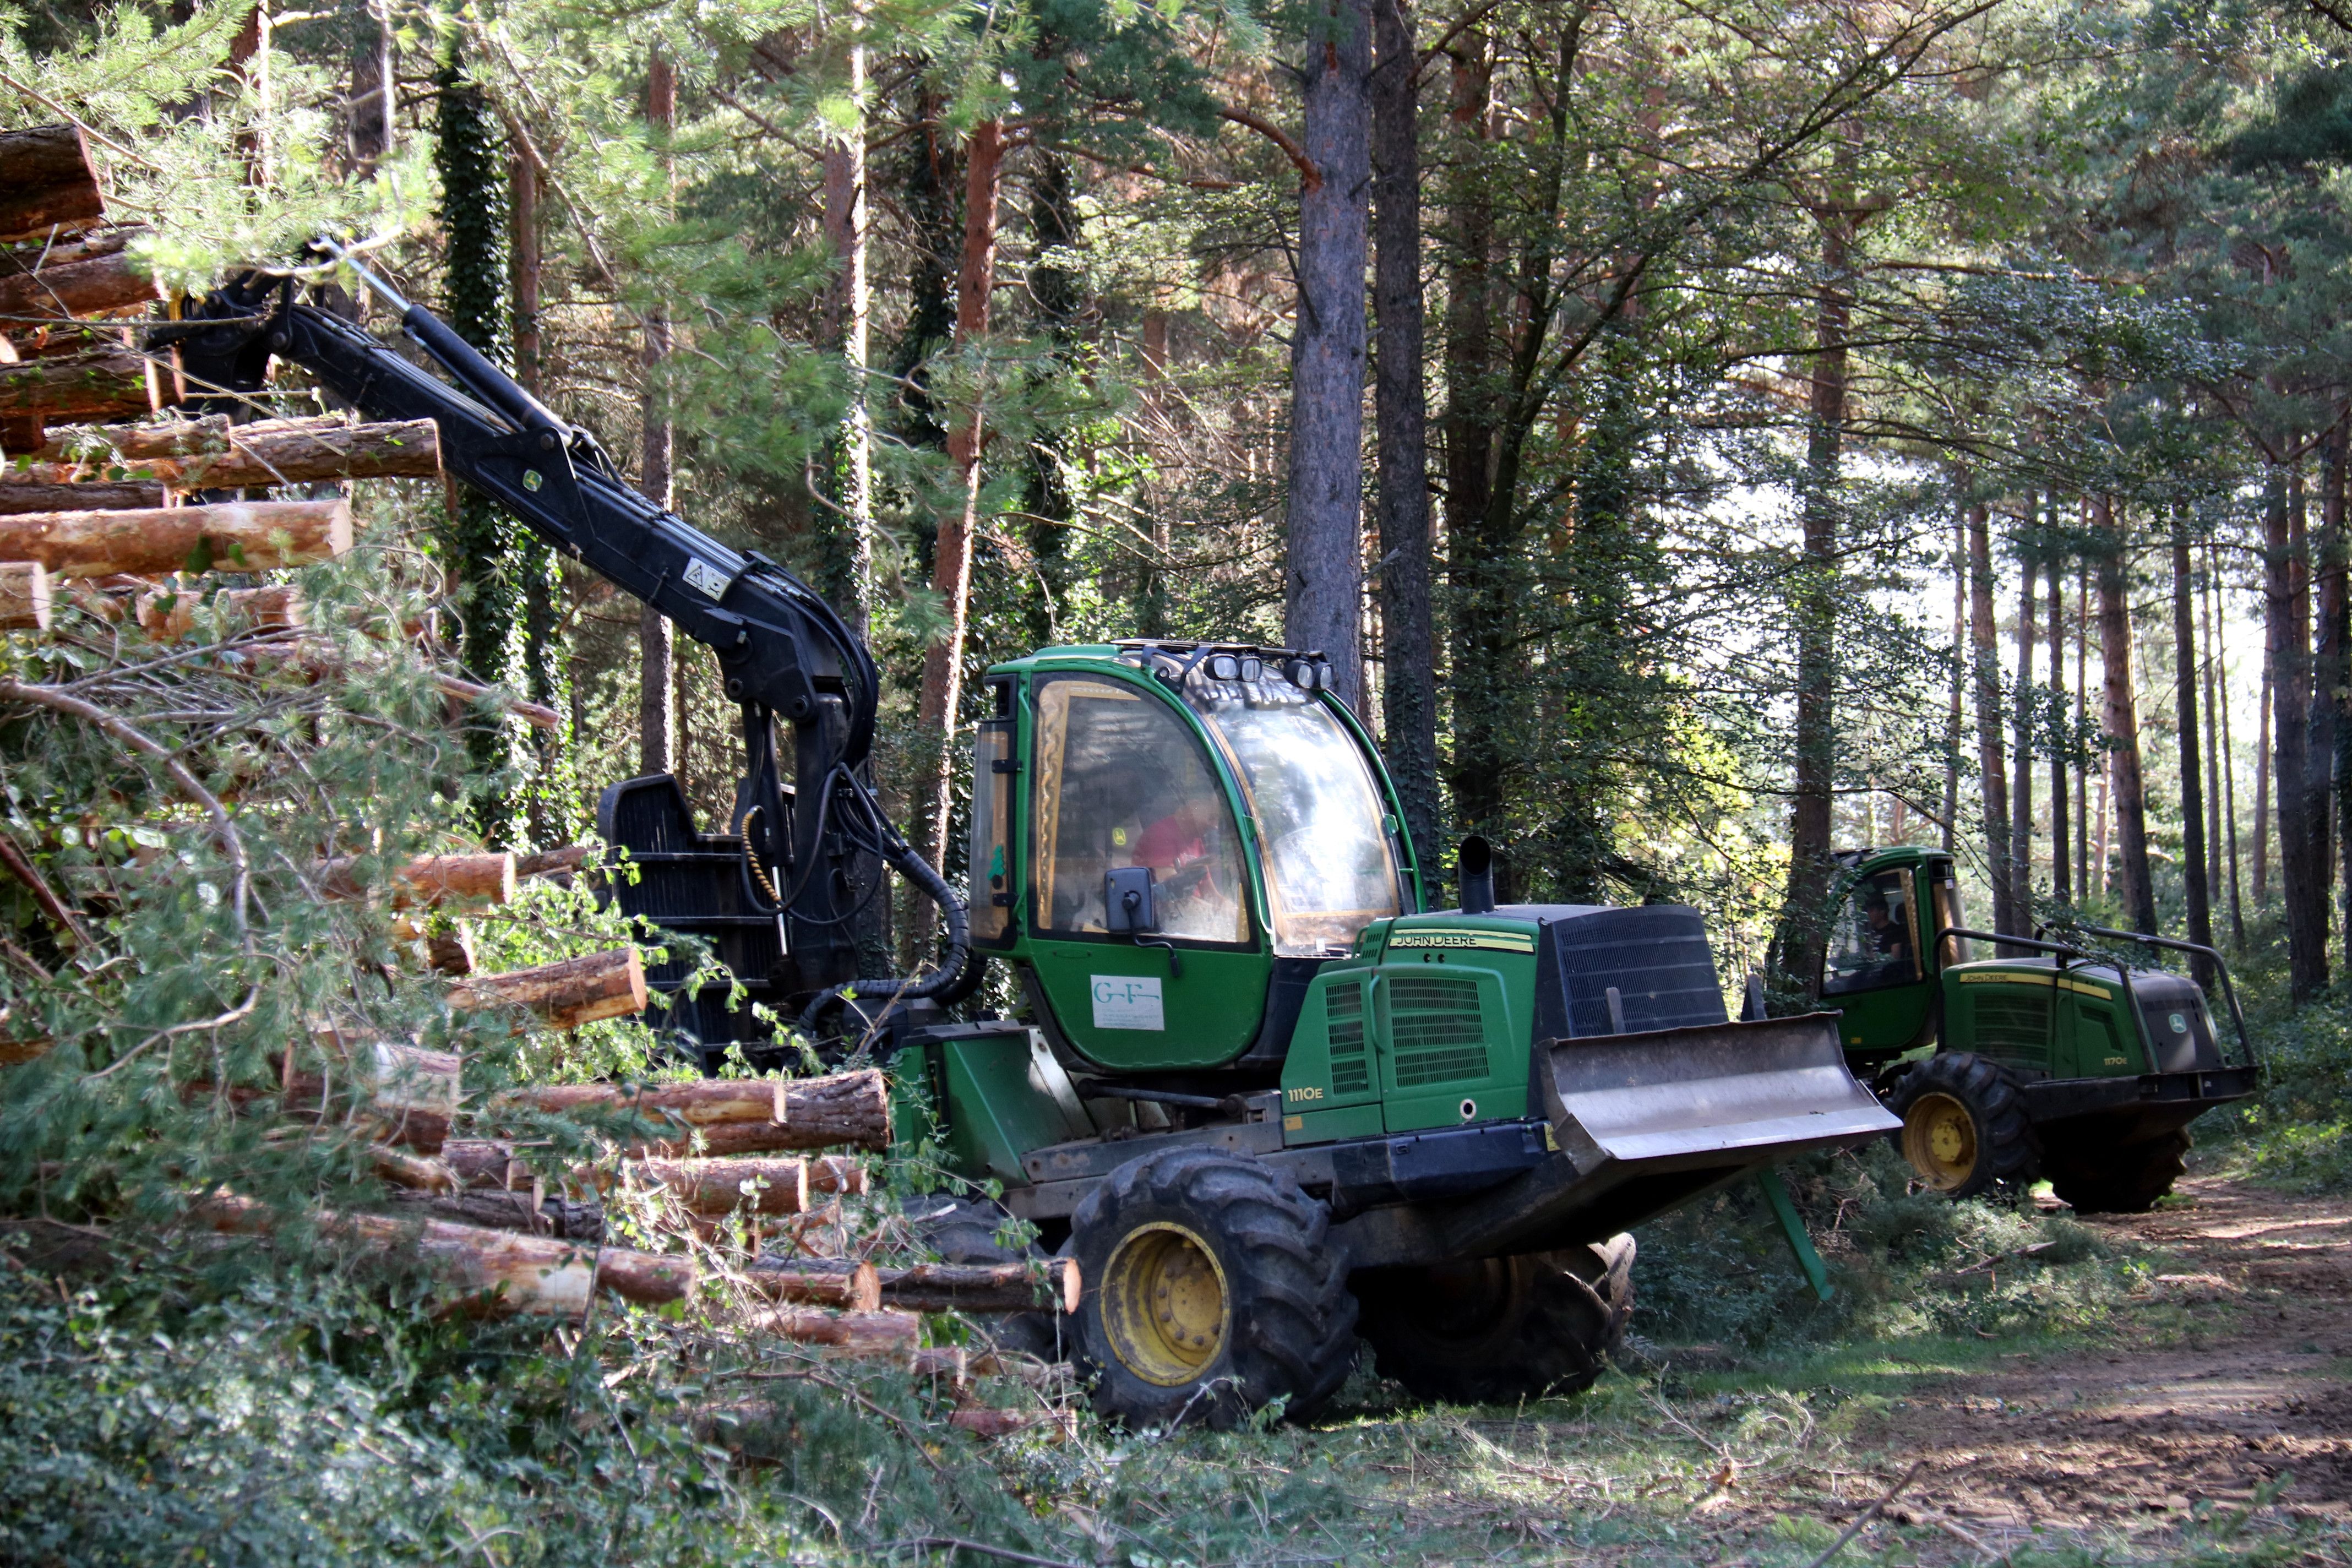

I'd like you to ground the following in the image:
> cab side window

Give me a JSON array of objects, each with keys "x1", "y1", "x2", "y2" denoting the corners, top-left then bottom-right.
[
  {"x1": 1030, "y1": 678, "x2": 1249, "y2": 944},
  {"x1": 1822, "y1": 869, "x2": 1921, "y2": 995}
]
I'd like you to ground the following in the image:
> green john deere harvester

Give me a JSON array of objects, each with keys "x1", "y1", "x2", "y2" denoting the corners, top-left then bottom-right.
[
  {"x1": 609, "y1": 642, "x2": 1901, "y2": 1425},
  {"x1": 1813, "y1": 847, "x2": 2260, "y2": 1211}
]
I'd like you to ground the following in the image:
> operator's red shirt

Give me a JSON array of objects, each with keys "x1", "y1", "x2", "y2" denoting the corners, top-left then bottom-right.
[{"x1": 1135, "y1": 815, "x2": 1204, "y2": 869}]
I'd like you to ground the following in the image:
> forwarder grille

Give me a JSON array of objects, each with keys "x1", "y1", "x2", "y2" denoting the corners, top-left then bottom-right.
[
  {"x1": 1388, "y1": 973, "x2": 1490, "y2": 1085},
  {"x1": 1327, "y1": 981, "x2": 1371, "y2": 1093}
]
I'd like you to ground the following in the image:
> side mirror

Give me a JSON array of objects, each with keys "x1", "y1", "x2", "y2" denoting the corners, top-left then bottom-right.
[{"x1": 1104, "y1": 867, "x2": 1160, "y2": 933}]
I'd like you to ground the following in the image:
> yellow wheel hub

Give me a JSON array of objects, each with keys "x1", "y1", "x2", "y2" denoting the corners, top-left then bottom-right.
[
  {"x1": 1101, "y1": 1222, "x2": 1229, "y2": 1386},
  {"x1": 1903, "y1": 1091, "x2": 1979, "y2": 1191}
]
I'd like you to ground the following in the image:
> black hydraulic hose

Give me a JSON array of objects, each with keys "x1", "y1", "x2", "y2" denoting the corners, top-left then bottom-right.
[{"x1": 795, "y1": 778, "x2": 970, "y2": 1033}]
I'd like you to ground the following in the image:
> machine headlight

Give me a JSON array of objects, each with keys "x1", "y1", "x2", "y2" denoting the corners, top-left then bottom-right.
[{"x1": 1208, "y1": 654, "x2": 1240, "y2": 681}]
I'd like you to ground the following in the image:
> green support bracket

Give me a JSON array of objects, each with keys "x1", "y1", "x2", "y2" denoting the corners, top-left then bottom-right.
[{"x1": 1758, "y1": 1168, "x2": 1834, "y2": 1302}]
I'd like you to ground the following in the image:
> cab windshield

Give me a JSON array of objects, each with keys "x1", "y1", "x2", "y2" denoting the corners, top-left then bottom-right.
[{"x1": 1186, "y1": 674, "x2": 1403, "y2": 956}]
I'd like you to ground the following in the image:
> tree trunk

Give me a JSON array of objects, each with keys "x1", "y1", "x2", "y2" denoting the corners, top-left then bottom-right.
[
  {"x1": 639, "y1": 52, "x2": 677, "y2": 778},
  {"x1": 2095, "y1": 496, "x2": 2157, "y2": 936},
  {"x1": 918, "y1": 118, "x2": 1004, "y2": 870},
  {"x1": 752, "y1": 1256, "x2": 1082, "y2": 1314},
  {"x1": 498, "y1": 1068, "x2": 891, "y2": 1155},
  {"x1": 1440, "y1": 31, "x2": 1498, "y2": 876},
  {"x1": 9, "y1": 416, "x2": 440, "y2": 492},
  {"x1": 0, "y1": 235, "x2": 158, "y2": 326},
  {"x1": 2271, "y1": 461, "x2": 2329, "y2": 995},
  {"x1": 2255, "y1": 651, "x2": 2272, "y2": 906},
  {"x1": 2076, "y1": 559, "x2": 2091, "y2": 897},
  {"x1": 2011, "y1": 515, "x2": 2037, "y2": 925},
  {"x1": 2048, "y1": 554, "x2": 2071, "y2": 905},
  {"x1": 1284, "y1": 0, "x2": 1374, "y2": 712},
  {"x1": 2331, "y1": 429, "x2": 2352, "y2": 970},
  {"x1": 1943, "y1": 515, "x2": 1964, "y2": 853},
  {"x1": 450, "y1": 948, "x2": 648, "y2": 1030},
  {"x1": 0, "y1": 499, "x2": 349, "y2": 578},
  {"x1": 2173, "y1": 526, "x2": 2214, "y2": 988},
  {"x1": 1968, "y1": 500, "x2": 2015, "y2": 939},
  {"x1": 821, "y1": 27, "x2": 874, "y2": 638},
  {"x1": 2299, "y1": 457, "x2": 2336, "y2": 973},
  {"x1": 2207, "y1": 538, "x2": 2245, "y2": 946},
  {"x1": 0, "y1": 125, "x2": 106, "y2": 243},
  {"x1": 1371, "y1": 0, "x2": 1439, "y2": 872},
  {"x1": 1777, "y1": 189, "x2": 1851, "y2": 995},
  {"x1": 346, "y1": 0, "x2": 393, "y2": 173}
]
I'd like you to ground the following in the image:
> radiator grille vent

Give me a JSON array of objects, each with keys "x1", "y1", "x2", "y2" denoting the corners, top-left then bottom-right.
[
  {"x1": 1974, "y1": 992, "x2": 2049, "y2": 1052},
  {"x1": 1387, "y1": 973, "x2": 1490, "y2": 1086},
  {"x1": 1326, "y1": 982, "x2": 1370, "y2": 1094}
]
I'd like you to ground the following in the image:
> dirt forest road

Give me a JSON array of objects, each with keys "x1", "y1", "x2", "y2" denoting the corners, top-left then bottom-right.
[{"x1": 1841, "y1": 1177, "x2": 2352, "y2": 1551}]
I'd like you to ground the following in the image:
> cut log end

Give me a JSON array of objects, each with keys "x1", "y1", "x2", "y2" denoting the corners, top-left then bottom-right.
[{"x1": 0, "y1": 560, "x2": 51, "y2": 631}]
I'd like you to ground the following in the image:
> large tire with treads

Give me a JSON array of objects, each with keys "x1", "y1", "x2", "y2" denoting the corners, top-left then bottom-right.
[
  {"x1": 1890, "y1": 1051, "x2": 2039, "y2": 1200},
  {"x1": 2045, "y1": 1127, "x2": 2190, "y2": 1214},
  {"x1": 1069, "y1": 1146, "x2": 1356, "y2": 1430},
  {"x1": 914, "y1": 1197, "x2": 1063, "y2": 1360},
  {"x1": 1353, "y1": 1235, "x2": 1635, "y2": 1406}
]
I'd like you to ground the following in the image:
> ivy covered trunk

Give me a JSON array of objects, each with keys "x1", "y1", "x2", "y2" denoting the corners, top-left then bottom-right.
[{"x1": 434, "y1": 47, "x2": 531, "y2": 845}]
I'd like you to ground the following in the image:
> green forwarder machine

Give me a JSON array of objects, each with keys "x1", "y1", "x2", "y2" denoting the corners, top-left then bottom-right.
[
  {"x1": 1816, "y1": 848, "x2": 2260, "y2": 1211},
  {"x1": 197, "y1": 247, "x2": 1899, "y2": 1428}
]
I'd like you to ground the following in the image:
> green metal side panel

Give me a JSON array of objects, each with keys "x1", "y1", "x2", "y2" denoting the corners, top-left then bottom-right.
[
  {"x1": 1025, "y1": 942, "x2": 1269, "y2": 1071},
  {"x1": 1832, "y1": 978, "x2": 1935, "y2": 1054},
  {"x1": 933, "y1": 1032, "x2": 1092, "y2": 1187}
]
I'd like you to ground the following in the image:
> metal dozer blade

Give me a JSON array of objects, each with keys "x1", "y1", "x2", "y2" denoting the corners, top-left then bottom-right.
[{"x1": 1367, "y1": 1014, "x2": 1898, "y2": 1265}]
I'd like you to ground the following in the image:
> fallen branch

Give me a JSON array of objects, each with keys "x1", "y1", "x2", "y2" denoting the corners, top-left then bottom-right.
[
  {"x1": 0, "y1": 821, "x2": 86, "y2": 948},
  {"x1": 1800, "y1": 1460, "x2": 1928, "y2": 1568}
]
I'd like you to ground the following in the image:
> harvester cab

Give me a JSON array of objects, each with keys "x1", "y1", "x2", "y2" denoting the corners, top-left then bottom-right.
[{"x1": 1819, "y1": 847, "x2": 2260, "y2": 1211}]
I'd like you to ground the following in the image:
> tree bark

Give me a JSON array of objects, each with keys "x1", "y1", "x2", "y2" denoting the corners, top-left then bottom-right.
[
  {"x1": 2173, "y1": 526, "x2": 2214, "y2": 988},
  {"x1": 2076, "y1": 559, "x2": 2091, "y2": 897},
  {"x1": 0, "y1": 560, "x2": 48, "y2": 630},
  {"x1": 752, "y1": 1256, "x2": 1082, "y2": 1314},
  {"x1": 499, "y1": 1069, "x2": 891, "y2": 1153},
  {"x1": 0, "y1": 234, "x2": 157, "y2": 325},
  {"x1": 917, "y1": 116, "x2": 1004, "y2": 870},
  {"x1": 319, "y1": 852, "x2": 516, "y2": 906},
  {"x1": 745, "y1": 1261, "x2": 883, "y2": 1311},
  {"x1": 2206, "y1": 538, "x2": 2245, "y2": 946},
  {"x1": 2011, "y1": 514, "x2": 2037, "y2": 924},
  {"x1": 2048, "y1": 554, "x2": 2071, "y2": 904},
  {"x1": 821, "y1": 24, "x2": 874, "y2": 638},
  {"x1": 1440, "y1": 29, "x2": 1501, "y2": 875},
  {"x1": 0, "y1": 499, "x2": 349, "y2": 578},
  {"x1": 2095, "y1": 495, "x2": 2157, "y2": 937},
  {"x1": 1, "y1": 344, "x2": 168, "y2": 426},
  {"x1": 639, "y1": 51, "x2": 677, "y2": 778},
  {"x1": 4, "y1": 418, "x2": 439, "y2": 499},
  {"x1": 2299, "y1": 456, "x2": 2336, "y2": 973},
  {"x1": 2322, "y1": 427, "x2": 2352, "y2": 971},
  {"x1": 1371, "y1": 0, "x2": 1439, "y2": 870},
  {"x1": 450, "y1": 947, "x2": 647, "y2": 1030},
  {"x1": 1944, "y1": 515, "x2": 1964, "y2": 853},
  {"x1": 1778, "y1": 182, "x2": 1851, "y2": 993},
  {"x1": 746, "y1": 1308, "x2": 919, "y2": 1358},
  {"x1": 1283, "y1": 0, "x2": 1373, "y2": 712},
  {"x1": 0, "y1": 126, "x2": 107, "y2": 242},
  {"x1": 346, "y1": 0, "x2": 394, "y2": 173},
  {"x1": 1968, "y1": 500, "x2": 2015, "y2": 939},
  {"x1": 630, "y1": 1157, "x2": 812, "y2": 1216},
  {"x1": 2255, "y1": 650, "x2": 2272, "y2": 906},
  {"x1": 2271, "y1": 462, "x2": 2329, "y2": 995}
]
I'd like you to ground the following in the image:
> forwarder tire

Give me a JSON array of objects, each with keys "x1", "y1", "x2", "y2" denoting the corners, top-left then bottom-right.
[
  {"x1": 1891, "y1": 1052, "x2": 2039, "y2": 1200},
  {"x1": 1353, "y1": 1234, "x2": 1636, "y2": 1406},
  {"x1": 1070, "y1": 1146, "x2": 1356, "y2": 1430},
  {"x1": 2046, "y1": 1128, "x2": 2191, "y2": 1214},
  {"x1": 916, "y1": 1197, "x2": 1063, "y2": 1361}
]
